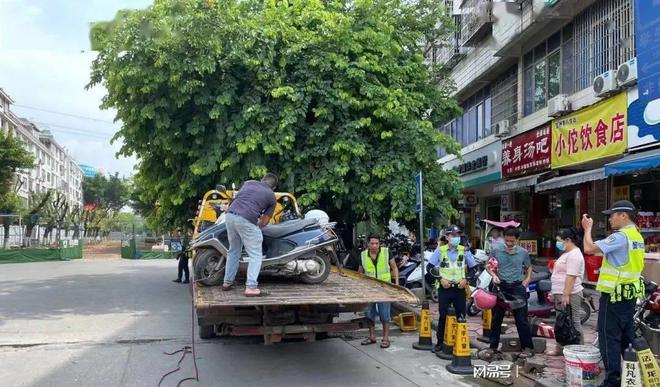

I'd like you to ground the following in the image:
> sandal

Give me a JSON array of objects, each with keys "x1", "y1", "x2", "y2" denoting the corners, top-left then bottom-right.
[
  {"x1": 380, "y1": 339, "x2": 390, "y2": 349},
  {"x1": 245, "y1": 288, "x2": 270, "y2": 297},
  {"x1": 361, "y1": 338, "x2": 377, "y2": 345},
  {"x1": 222, "y1": 283, "x2": 234, "y2": 291}
]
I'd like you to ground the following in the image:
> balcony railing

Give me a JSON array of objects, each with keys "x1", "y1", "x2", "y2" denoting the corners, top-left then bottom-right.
[{"x1": 460, "y1": 0, "x2": 494, "y2": 47}]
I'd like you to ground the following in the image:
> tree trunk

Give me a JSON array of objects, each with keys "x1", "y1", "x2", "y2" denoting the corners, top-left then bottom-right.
[{"x1": 2, "y1": 222, "x2": 9, "y2": 249}]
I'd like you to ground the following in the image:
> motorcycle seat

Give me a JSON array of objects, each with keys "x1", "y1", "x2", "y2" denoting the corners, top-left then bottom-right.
[
  {"x1": 262, "y1": 218, "x2": 320, "y2": 238},
  {"x1": 530, "y1": 271, "x2": 551, "y2": 283}
]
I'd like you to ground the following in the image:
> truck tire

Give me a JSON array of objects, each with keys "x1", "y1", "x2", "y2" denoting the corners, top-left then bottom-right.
[
  {"x1": 299, "y1": 253, "x2": 331, "y2": 284},
  {"x1": 199, "y1": 324, "x2": 215, "y2": 339},
  {"x1": 194, "y1": 248, "x2": 225, "y2": 286}
]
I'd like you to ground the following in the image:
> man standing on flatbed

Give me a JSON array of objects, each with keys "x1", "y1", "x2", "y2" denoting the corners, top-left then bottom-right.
[{"x1": 222, "y1": 173, "x2": 278, "y2": 297}]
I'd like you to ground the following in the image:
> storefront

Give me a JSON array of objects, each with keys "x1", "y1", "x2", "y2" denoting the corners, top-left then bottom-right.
[
  {"x1": 441, "y1": 139, "x2": 502, "y2": 246},
  {"x1": 531, "y1": 92, "x2": 630, "y2": 260},
  {"x1": 603, "y1": 85, "x2": 660, "y2": 267},
  {"x1": 494, "y1": 124, "x2": 552, "y2": 241}
]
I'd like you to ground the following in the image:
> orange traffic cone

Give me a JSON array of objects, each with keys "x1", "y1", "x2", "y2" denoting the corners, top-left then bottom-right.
[
  {"x1": 436, "y1": 306, "x2": 456, "y2": 360},
  {"x1": 446, "y1": 316, "x2": 474, "y2": 375}
]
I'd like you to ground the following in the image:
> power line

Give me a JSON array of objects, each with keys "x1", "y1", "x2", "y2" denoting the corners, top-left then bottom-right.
[
  {"x1": 13, "y1": 104, "x2": 117, "y2": 125},
  {"x1": 32, "y1": 121, "x2": 116, "y2": 139}
]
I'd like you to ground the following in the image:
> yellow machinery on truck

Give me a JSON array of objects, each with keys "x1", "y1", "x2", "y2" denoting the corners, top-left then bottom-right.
[{"x1": 192, "y1": 185, "x2": 301, "y2": 237}]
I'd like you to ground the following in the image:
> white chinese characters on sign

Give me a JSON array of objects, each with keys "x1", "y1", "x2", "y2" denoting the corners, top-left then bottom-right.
[{"x1": 474, "y1": 364, "x2": 519, "y2": 379}]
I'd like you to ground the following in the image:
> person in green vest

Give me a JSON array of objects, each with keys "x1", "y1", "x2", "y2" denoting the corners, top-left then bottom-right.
[
  {"x1": 582, "y1": 200, "x2": 645, "y2": 387},
  {"x1": 359, "y1": 234, "x2": 399, "y2": 349},
  {"x1": 428, "y1": 225, "x2": 477, "y2": 353}
]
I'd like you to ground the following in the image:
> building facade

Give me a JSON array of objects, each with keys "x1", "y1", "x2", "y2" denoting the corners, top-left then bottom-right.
[
  {"x1": 433, "y1": 0, "x2": 660, "y2": 263},
  {"x1": 0, "y1": 88, "x2": 83, "y2": 208}
]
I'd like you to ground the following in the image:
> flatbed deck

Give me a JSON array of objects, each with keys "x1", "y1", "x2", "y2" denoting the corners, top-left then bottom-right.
[{"x1": 194, "y1": 267, "x2": 418, "y2": 310}]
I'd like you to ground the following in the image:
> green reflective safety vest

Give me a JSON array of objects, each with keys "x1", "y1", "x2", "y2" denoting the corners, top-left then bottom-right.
[
  {"x1": 434, "y1": 245, "x2": 466, "y2": 289},
  {"x1": 596, "y1": 225, "x2": 645, "y2": 302},
  {"x1": 361, "y1": 247, "x2": 391, "y2": 282}
]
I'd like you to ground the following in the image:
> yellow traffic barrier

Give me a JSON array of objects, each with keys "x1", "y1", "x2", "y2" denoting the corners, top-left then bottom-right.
[
  {"x1": 622, "y1": 344, "x2": 642, "y2": 387},
  {"x1": 446, "y1": 315, "x2": 474, "y2": 375},
  {"x1": 480, "y1": 308, "x2": 492, "y2": 342},
  {"x1": 633, "y1": 337, "x2": 660, "y2": 387},
  {"x1": 437, "y1": 306, "x2": 456, "y2": 360},
  {"x1": 393, "y1": 312, "x2": 417, "y2": 332},
  {"x1": 412, "y1": 301, "x2": 433, "y2": 351}
]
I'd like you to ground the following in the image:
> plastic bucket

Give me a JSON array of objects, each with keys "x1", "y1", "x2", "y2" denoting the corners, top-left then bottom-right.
[
  {"x1": 564, "y1": 345, "x2": 601, "y2": 387},
  {"x1": 584, "y1": 255, "x2": 603, "y2": 282}
]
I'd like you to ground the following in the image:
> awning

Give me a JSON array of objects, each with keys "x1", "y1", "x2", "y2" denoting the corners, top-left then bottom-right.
[
  {"x1": 493, "y1": 174, "x2": 541, "y2": 194},
  {"x1": 535, "y1": 168, "x2": 606, "y2": 192},
  {"x1": 604, "y1": 149, "x2": 660, "y2": 176}
]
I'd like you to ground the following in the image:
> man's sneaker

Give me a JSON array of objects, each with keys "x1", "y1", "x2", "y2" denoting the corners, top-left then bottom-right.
[
  {"x1": 432, "y1": 344, "x2": 442, "y2": 353},
  {"x1": 172, "y1": 279, "x2": 182, "y2": 283},
  {"x1": 182, "y1": 279, "x2": 190, "y2": 284}
]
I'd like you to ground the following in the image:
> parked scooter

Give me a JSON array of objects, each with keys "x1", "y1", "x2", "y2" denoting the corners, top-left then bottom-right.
[
  {"x1": 404, "y1": 251, "x2": 439, "y2": 303},
  {"x1": 635, "y1": 278, "x2": 660, "y2": 354},
  {"x1": 192, "y1": 210, "x2": 340, "y2": 286}
]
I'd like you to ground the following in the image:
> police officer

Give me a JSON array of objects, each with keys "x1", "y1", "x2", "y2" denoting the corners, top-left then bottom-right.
[
  {"x1": 582, "y1": 200, "x2": 645, "y2": 387},
  {"x1": 428, "y1": 225, "x2": 477, "y2": 353}
]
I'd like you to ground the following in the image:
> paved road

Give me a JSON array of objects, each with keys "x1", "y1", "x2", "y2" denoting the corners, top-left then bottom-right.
[{"x1": 0, "y1": 259, "x2": 490, "y2": 387}]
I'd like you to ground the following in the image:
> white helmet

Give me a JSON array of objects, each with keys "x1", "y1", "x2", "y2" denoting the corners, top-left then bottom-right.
[{"x1": 304, "y1": 209, "x2": 329, "y2": 226}]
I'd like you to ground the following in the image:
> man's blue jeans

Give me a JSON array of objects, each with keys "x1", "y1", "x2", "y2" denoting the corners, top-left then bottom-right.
[{"x1": 223, "y1": 213, "x2": 263, "y2": 289}]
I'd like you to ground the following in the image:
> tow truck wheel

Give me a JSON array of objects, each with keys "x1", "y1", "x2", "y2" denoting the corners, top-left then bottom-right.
[
  {"x1": 194, "y1": 248, "x2": 225, "y2": 286},
  {"x1": 299, "y1": 253, "x2": 331, "y2": 284},
  {"x1": 199, "y1": 324, "x2": 215, "y2": 339}
]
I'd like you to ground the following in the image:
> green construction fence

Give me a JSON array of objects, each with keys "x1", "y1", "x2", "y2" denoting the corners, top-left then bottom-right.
[{"x1": 0, "y1": 239, "x2": 84, "y2": 264}]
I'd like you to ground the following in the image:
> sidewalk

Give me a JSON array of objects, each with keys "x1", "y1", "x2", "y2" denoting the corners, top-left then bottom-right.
[{"x1": 395, "y1": 294, "x2": 601, "y2": 385}]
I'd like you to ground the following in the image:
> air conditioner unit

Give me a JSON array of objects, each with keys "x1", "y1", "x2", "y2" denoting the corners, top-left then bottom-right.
[
  {"x1": 547, "y1": 94, "x2": 572, "y2": 117},
  {"x1": 493, "y1": 120, "x2": 510, "y2": 137},
  {"x1": 593, "y1": 70, "x2": 618, "y2": 97},
  {"x1": 617, "y1": 57, "x2": 638, "y2": 87}
]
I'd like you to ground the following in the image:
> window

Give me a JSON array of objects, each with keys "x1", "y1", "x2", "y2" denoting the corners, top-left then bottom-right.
[
  {"x1": 437, "y1": 86, "x2": 492, "y2": 155},
  {"x1": 524, "y1": 32, "x2": 561, "y2": 115},
  {"x1": 573, "y1": 0, "x2": 634, "y2": 91},
  {"x1": 491, "y1": 65, "x2": 518, "y2": 127}
]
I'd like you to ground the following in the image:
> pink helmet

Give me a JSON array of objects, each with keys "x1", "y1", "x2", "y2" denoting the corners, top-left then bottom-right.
[
  {"x1": 473, "y1": 289, "x2": 497, "y2": 310},
  {"x1": 487, "y1": 257, "x2": 499, "y2": 272}
]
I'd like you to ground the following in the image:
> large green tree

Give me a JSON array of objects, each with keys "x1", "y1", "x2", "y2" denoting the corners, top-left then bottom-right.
[
  {"x1": 90, "y1": 0, "x2": 462, "y2": 229},
  {"x1": 0, "y1": 130, "x2": 34, "y2": 248}
]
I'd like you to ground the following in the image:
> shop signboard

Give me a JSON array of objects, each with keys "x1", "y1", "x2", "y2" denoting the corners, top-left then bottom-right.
[
  {"x1": 634, "y1": 0, "x2": 660, "y2": 106},
  {"x1": 627, "y1": 87, "x2": 660, "y2": 150},
  {"x1": 502, "y1": 125, "x2": 551, "y2": 178},
  {"x1": 551, "y1": 93, "x2": 627, "y2": 169},
  {"x1": 442, "y1": 140, "x2": 502, "y2": 188},
  {"x1": 519, "y1": 240, "x2": 538, "y2": 256},
  {"x1": 464, "y1": 192, "x2": 477, "y2": 207}
]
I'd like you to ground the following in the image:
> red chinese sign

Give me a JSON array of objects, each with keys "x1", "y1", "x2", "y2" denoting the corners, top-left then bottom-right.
[{"x1": 501, "y1": 125, "x2": 551, "y2": 178}]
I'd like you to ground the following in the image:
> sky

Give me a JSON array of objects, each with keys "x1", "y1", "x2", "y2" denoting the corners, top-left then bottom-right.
[{"x1": 0, "y1": 0, "x2": 152, "y2": 177}]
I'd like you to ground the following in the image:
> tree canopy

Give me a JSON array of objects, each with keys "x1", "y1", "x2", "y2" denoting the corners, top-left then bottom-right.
[{"x1": 90, "y1": 0, "x2": 462, "y2": 229}]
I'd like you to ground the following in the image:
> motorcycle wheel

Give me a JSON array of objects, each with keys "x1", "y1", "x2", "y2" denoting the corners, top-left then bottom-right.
[
  {"x1": 467, "y1": 299, "x2": 480, "y2": 317},
  {"x1": 580, "y1": 299, "x2": 591, "y2": 325},
  {"x1": 299, "y1": 253, "x2": 331, "y2": 284},
  {"x1": 423, "y1": 282, "x2": 438, "y2": 303},
  {"x1": 193, "y1": 248, "x2": 225, "y2": 286}
]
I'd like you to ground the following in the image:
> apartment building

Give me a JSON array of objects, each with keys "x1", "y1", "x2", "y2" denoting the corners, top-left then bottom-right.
[
  {"x1": 0, "y1": 88, "x2": 83, "y2": 208},
  {"x1": 433, "y1": 0, "x2": 660, "y2": 258}
]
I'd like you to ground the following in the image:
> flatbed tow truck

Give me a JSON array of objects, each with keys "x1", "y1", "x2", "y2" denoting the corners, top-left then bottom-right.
[
  {"x1": 194, "y1": 267, "x2": 418, "y2": 344},
  {"x1": 192, "y1": 186, "x2": 418, "y2": 344}
]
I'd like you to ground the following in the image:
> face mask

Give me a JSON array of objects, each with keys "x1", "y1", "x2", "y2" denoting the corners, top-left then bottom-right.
[
  {"x1": 556, "y1": 240, "x2": 565, "y2": 251},
  {"x1": 450, "y1": 237, "x2": 461, "y2": 246}
]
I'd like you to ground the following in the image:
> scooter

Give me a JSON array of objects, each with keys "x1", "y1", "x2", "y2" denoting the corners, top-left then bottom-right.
[
  {"x1": 405, "y1": 251, "x2": 439, "y2": 303},
  {"x1": 192, "y1": 212, "x2": 339, "y2": 286},
  {"x1": 471, "y1": 263, "x2": 591, "y2": 324}
]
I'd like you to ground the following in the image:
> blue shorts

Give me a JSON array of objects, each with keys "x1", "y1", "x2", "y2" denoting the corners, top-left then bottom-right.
[{"x1": 367, "y1": 303, "x2": 391, "y2": 323}]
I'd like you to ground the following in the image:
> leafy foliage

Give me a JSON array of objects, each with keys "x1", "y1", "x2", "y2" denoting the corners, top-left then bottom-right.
[{"x1": 90, "y1": 0, "x2": 462, "y2": 229}]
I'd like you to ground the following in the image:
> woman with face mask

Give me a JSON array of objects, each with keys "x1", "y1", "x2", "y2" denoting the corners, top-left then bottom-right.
[{"x1": 549, "y1": 227, "x2": 585, "y2": 355}]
